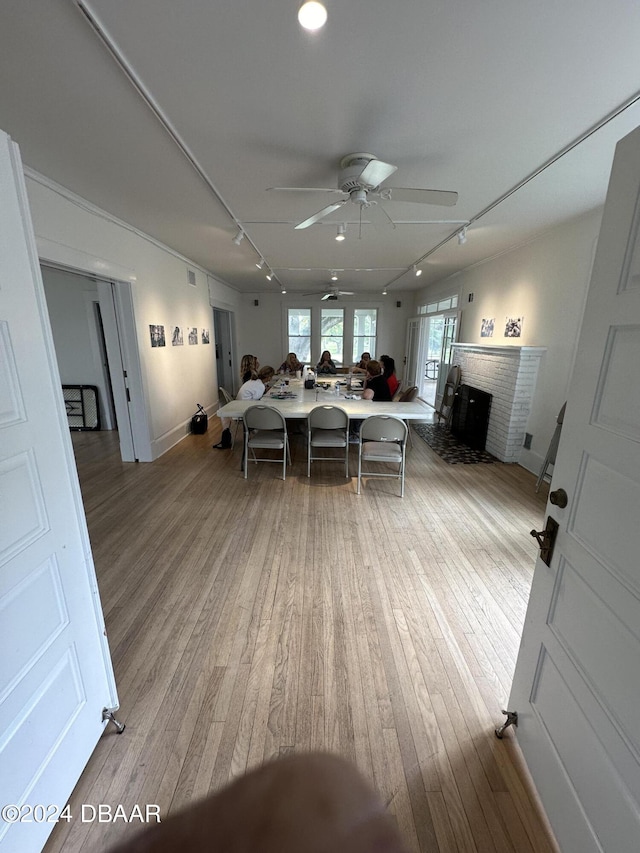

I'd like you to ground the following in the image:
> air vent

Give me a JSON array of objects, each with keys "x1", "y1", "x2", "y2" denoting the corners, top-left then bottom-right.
[{"x1": 187, "y1": 269, "x2": 196, "y2": 286}]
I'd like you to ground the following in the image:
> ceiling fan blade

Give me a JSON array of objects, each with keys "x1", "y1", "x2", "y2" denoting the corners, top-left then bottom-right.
[
  {"x1": 320, "y1": 292, "x2": 333, "y2": 300},
  {"x1": 267, "y1": 187, "x2": 344, "y2": 193},
  {"x1": 294, "y1": 200, "x2": 348, "y2": 230},
  {"x1": 384, "y1": 187, "x2": 458, "y2": 206},
  {"x1": 358, "y1": 159, "x2": 397, "y2": 188}
]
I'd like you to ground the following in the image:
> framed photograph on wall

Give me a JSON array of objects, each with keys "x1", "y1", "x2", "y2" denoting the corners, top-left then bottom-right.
[
  {"x1": 149, "y1": 324, "x2": 165, "y2": 347},
  {"x1": 201, "y1": 328, "x2": 210, "y2": 344},
  {"x1": 481, "y1": 318, "x2": 495, "y2": 337},
  {"x1": 504, "y1": 316, "x2": 523, "y2": 338},
  {"x1": 171, "y1": 325, "x2": 184, "y2": 346},
  {"x1": 188, "y1": 327, "x2": 198, "y2": 345}
]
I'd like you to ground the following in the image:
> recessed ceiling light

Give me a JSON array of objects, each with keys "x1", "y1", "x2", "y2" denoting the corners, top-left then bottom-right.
[{"x1": 298, "y1": 1, "x2": 327, "y2": 31}]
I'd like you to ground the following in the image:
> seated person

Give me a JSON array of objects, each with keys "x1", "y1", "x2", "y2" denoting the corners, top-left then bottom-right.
[
  {"x1": 362, "y1": 360, "x2": 392, "y2": 402},
  {"x1": 239, "y1": 353, "x2": 259, "y2": 383},
  {"x1": 278, "y1": 352, "x2": 304, "y2": 375},
  {"x1": 316, "y1": 350, "x2": 337, "y2": 374},
  {"x1": 352, "y1": 351, "x2": 371, "y2": 374},
  {"x1": 237, "y1": 365, "x2": 275, "y2": 399},
  {"x1": 379, "y1": 354, "x2": 400, "y2": 397},
  {"x1": 349, "y1": 360, "x2": 391, "y2": 442},
  {"x1": 214, "y1": 365, "x2": 275, "y2": 449}
]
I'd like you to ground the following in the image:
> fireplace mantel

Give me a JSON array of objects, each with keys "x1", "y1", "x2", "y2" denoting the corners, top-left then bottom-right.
[
  {"x1": 450, "y1": 343, "x2": 546, "y2": 462},
  {"x1": 452, "y1": 344, "x2": 547, "y2": 357}
]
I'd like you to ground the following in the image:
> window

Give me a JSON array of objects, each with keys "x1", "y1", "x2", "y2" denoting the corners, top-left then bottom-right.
[
  {"x1": 422, "y1": 295, "x2": 459, "y2": 316},
  {"x1": 352, "y1": 308, "x2": 377, "y2": 363},
  {"x1": 288, "y1": 308, "x2": 311, "y2": 363},
  {"x1": 320, "y1": 307, "x2": 344, "y2": 364}
]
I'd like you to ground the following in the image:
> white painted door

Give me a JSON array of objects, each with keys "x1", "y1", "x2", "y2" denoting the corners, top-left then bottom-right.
[
  {"x1": 404, "y1": 317, "x2": 420, "y2": 388},
  {"x1": 508, "y1": 125, "x2": 640, "y2": 851},
  {"x1": 0, "y1": 131, "x2": 118, "y2": 853}
]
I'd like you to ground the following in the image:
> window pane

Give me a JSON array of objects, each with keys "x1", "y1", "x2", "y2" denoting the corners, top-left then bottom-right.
[
  {"x1": 352, "y1": 308, "x2": 377, "y2": 362},
  {"x1": 289, "y1": 336, "x2": 311, "y2": 363},
  {"x1": 288, "y1": 308, "x2": 311, "y2": 363},
  {"x1": 321, "y1": 307, "x2": 343, "y2": 364}
]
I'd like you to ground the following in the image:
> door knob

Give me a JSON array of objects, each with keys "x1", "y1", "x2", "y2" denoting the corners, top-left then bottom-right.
[{"x1": 549, "y1": 488, "x2": 568, "y2": 508}]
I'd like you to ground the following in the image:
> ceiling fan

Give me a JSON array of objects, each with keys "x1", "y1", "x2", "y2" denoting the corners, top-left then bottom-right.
[
  {"x1": 320, "y1": 286, "x2": 355, "y2": 300},
  {"x1": 268, "y1": 153, "x2": 458, "y2": 230}
]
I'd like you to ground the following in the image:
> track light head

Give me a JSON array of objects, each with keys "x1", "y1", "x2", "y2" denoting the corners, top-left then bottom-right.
[
  {"x1": 335, "y1": 223, "x2": 346, "y2": 241},
  {"x1": 266, "y1": 272, "x2": 273, "y2": 281},
  {"x1": 281, "y1": 288, "x2": 287, "y2": 294},
  {"x1": 232, "y1": 228, "x2": 245, "y2": 246},
  {"x1": 382, "y1": 289, "x2": 388, "y2": 296},
  {"x1": 330, "y1": 271, "x2": 338, "y2": 281},
  {"x1": 458, "y1": 226, "x2": 467, "y2": 245},
  {"x1": 413, "y1": 264, "x2": 422, "y2": 277},
  {"x1": 255, "y1": 258, "x2": 265, "y2": 269}
]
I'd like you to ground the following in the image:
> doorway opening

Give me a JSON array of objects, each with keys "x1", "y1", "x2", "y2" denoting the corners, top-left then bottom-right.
[
  {"x1": 406, "y1": 301, "x2": 459, "y2": 409},
  {"x1": 40, "y1": 262, "x2": 147, "y2": 462},
  {"x1": 213, "y1": 308, "x2": 236, "y2": 394}
]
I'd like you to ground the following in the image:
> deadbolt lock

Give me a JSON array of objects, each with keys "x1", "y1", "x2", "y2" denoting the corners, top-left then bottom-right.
[{"x1": 530, "y1": 516, "x2": 559, "y2": 567}]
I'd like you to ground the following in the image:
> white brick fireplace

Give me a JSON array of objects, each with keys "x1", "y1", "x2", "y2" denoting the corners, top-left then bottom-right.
[{"x1": 450, "y1": 344, "x2": 546, "y2": 463}]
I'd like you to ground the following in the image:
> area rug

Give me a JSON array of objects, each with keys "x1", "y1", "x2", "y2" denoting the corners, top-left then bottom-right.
[{"x1": 412, "y1": 423, "x2": 496, "y2": 464}]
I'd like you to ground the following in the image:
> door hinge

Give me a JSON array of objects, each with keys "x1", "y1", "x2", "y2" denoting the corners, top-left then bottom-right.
[{"x1": 126, "y1": 387, "x2": 131, "y2": 402}]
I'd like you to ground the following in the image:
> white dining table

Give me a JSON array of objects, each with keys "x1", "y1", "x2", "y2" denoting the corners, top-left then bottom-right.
[{"x1": 216, "y1": 377, "x2": 433, "y2": 423}]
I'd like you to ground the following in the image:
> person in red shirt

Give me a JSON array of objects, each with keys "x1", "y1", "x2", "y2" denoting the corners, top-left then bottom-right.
[{"x1": 379, "y1": 354, "x2": 399, "y2": 398}]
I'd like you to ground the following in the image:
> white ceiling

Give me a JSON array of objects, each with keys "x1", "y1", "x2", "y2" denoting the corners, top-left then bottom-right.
[{"x1": 2, "y1": 0, "x2": 640, "y2": 296}]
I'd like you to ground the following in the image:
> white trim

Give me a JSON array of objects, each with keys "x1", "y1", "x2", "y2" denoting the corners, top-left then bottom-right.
[{"x1": 24, "y1": 167, "x2": 240, "y2": 287}]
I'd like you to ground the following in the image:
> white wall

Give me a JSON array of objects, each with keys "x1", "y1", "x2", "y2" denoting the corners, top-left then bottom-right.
[
  {"x1": 236, "y1": 291, "x2": 414, "y2": 381},
  {"x1": 25, "y1": 171, "x2": 242, "y2": 460},
  {"x1": 413, "y1": 208, "x2": 603, "y2": 473}
]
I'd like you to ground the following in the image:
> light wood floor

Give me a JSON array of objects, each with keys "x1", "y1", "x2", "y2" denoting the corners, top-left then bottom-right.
[{"x1": 44, "y1": 424, "x2": 559, "y2": 853}]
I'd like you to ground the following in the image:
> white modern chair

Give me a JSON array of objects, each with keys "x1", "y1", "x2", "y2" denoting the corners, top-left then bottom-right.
[
  {"x1": 357, "y1": 415, "x2": 408, "y2": 497},
  {"x1": 243, "y1": 405, "x2": 290, "y2": 480},
  {"x1": 307, "y1": 405, "x2": 349, "y2": 478},
  {"x1": 219, "y1": 386, "x2": 240, "y2": 446}
]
